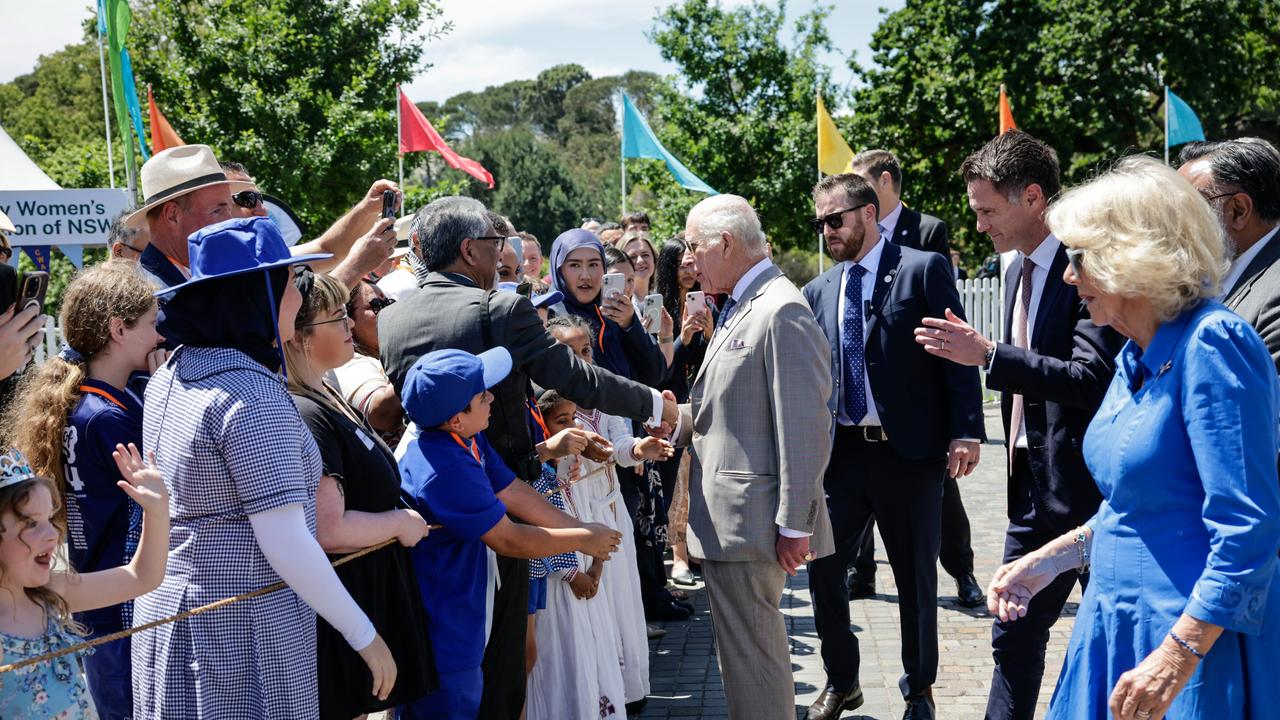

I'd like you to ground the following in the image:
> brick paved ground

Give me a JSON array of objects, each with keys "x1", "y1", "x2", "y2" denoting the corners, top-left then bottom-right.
[{"x1": 640, "y1": 405, "x2": 1083, "y2": 719}]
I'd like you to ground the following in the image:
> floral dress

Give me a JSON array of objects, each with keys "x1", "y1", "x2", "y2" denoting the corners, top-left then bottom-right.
[{"x1": 0, "y1": 613, "x2": 98, "y2": 718}]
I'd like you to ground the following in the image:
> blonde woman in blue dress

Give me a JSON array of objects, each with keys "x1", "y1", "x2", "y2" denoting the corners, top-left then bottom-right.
[{"x1": 987, "y1": 156, "x2": 1280, "y2": 720}]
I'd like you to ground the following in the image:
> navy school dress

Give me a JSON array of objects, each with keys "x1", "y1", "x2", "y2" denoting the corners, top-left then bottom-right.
[{"x1": 65, "y1": 377, "x2": 145, "y2": 720}]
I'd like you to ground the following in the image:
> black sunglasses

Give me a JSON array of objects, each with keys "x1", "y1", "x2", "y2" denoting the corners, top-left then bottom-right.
[
  {"x1": 1065, "y1": 248, "x2": 1085, "y2": 277},
  {"x1": 232, "y1": 190, "x2": 265, "y2": 209},
  {"x1": 808, "y1": 203, "x2": 872, "y2": 233},
  {"x1": 369, "y1": 297, "x2": 396, "y2": 314}
]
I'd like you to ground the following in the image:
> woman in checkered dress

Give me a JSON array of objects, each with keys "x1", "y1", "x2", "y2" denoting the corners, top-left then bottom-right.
[{"x1": 130, "y1": 218, "x2": 395, "y2": 718}]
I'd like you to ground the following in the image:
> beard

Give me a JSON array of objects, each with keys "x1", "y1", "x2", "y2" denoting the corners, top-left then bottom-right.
[{"x1": 827, "y1": 221, "x2": 867, "y2": 263}]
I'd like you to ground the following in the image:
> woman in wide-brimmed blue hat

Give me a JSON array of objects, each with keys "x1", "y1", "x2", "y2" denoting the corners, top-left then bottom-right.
[{"x1": 132, "y1": 216, "x2": 397, "y2": 719}]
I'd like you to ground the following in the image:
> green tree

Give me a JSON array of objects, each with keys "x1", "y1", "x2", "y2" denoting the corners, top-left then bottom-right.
[
  {"x1": 127, "y1": 0, "x2": 448, "y2": 230},
  {"x1": 846, "y1": 0, "x2": 1280, "y2": 268},
  {"x1": 641, "y1": 0, "x2": 845, "y2": 251}
]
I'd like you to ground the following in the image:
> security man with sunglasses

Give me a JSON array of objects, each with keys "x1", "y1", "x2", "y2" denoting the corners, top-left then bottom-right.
[{"x1": 802, "y1": 173, "x2": 985, "y2": 720}]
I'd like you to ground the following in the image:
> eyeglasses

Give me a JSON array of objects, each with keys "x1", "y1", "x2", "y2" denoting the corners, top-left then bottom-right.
[
  {"x1": 1200, "y1": 191, "x2": 1237, "y2": 204},
  {"x1": 471, "y1": 235, "x2": 506, "y2": 248},
  {"x1": 232, "y1": 190, "x2": 265, "y2": 209},
  {"x1": 1065, "y1": 248, "x2": 1086, "y2": 277},
  {"x1": 302, "y1": 309, "x2": 349, "y2": 329},
  {"x1": 808, "y1": 203, "x2": 872, "y2": 233},
  {"x1": 369, "y1": 297, "x2": 396, "y2": 315}
]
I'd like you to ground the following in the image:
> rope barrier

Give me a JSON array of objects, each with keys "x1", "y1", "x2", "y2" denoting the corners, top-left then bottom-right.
[
  {"x1": 0, "y1": 534, "x2": 423, "y2": 676},
  {"x1": 541, "y1": 460, "x2": 616, "y2": 497}
]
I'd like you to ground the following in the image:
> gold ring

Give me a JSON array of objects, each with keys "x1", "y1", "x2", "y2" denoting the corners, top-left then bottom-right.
[{"x1": 802, "y1": 552, "x2": 814, "y2": 562}]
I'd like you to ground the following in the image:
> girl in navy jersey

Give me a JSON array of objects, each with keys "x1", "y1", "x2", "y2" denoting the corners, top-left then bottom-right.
[{"x1": 5, "y1": 261, "x2": 165, "y2": 720}]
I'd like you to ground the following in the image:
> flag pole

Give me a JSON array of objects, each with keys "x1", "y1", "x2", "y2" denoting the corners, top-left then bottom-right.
[
  {"x1": 816, "y1": 88, "x2": 824, "y2": 274},
  {"x1": 1163, "y1": 85, "x2": 1170, "y2": 165},
  {"x1": 96, "y1": 17, "x2": 115, "y2": 189},
  {"x1": 396, "y1": 84, "x2": 404, "y2": 192},
  {"x1": 619, "y1": 93, "x2": 627, "y2": 217}
]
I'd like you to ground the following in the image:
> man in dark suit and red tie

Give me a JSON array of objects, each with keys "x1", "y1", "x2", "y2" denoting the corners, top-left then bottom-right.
[
  {"x1": 847, "y1": 149, "x2": 983, "y2": 607},
  {"x1": 803, "y1": 173, "x2": 986, "y2": 720},
  {"x1": 913, "y1": 131, "x2": 1124, "y2": 720}
]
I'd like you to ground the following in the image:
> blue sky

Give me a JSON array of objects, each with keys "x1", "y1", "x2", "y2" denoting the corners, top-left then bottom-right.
[{"x1": 3, "y1": 1, "x2": 904, "y2": 106}]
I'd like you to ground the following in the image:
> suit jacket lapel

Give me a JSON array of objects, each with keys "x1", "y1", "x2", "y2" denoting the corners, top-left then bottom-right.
[
  {"x1": 1003, "y1": 259, "x2": 1021, "y2": 340},
  {"x1": 896, "y1": 207, "x2": 921, "y2": 249},
  {"x1": 1226, "y1": 228, "x2": 1280, "y2": 309},
  {"x1": 1031, "y1": 249, "x2": 1068, "y2": 348},
  {"x1": 863, "y1": 241, "x2": 901, "y2": 342},
  {"x1": 695, "y1": 265, "x2": 781, "y2": 385}
]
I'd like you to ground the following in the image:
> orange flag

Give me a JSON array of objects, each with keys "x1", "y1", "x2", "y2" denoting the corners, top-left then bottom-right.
[
  {"x1": 998, "y1": 84, "x2": 1017, "y2": 135},
  {"x1": 147, "y1": 85, "x2": 185, "y2": 153}
]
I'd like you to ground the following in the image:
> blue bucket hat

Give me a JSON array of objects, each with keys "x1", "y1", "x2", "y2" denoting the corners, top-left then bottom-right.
[
  {"x1": 158, "y1": 216, "x2": 332, "y2": 297},
  {"x1": 402, "y1": 347, "x2": 514, "y2": 428}
]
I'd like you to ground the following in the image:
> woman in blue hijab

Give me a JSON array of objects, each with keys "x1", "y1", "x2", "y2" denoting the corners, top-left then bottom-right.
[{"x1": 548, "y1": 229, "x2": 666, "y2": 386}]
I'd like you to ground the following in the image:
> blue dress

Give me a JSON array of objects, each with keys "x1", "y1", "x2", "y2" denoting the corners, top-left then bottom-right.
[
  {"x1": 133, "y1": 347, "x2": 323, "y2": 719},
  {"x1": 1047, "y1": 301, "x2": 1280, "y2": 718},
  {"x1": 0, "y1": 613, "x2": 98, "y2": 718}
]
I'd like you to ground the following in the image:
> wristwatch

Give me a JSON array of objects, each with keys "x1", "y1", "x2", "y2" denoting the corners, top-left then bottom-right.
[{"x1": 983, "y1": 344, "x2": 997, "y2": 371}]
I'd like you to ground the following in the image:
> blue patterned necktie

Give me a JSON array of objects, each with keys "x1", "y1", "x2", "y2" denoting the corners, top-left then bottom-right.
[
  {"x1": 715, "y1": 296, "x2": 738, "y2": 333},
  {"x1": 842, "y1": 263, "x2": 868, "y2": 423}
]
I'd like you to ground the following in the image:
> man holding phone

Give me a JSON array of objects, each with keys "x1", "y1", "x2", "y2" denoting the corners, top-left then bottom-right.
[{"x1": 0, "y1": 213, "x2": 47, "y2": 397}]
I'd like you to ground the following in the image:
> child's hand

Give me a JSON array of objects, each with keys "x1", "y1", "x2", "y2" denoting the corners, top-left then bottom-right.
[
  {"x1": 569, "y1": 571, "x2": 598, "y2": 600},
  {"x1": 633, "y1": 436, "x2": 675, "y2": 462},
  {"x1": 582, "y1": 433, "x2": 614, "y2": 463},
  {"x1": 543, "y1": 427, "x2": 590, "y2": 459},
  {"x1": 112, "y1": 443, "x2": 168, "y2": 513},
  {"x1": 587, "y1": 559, "x2": 604, "y2": 582}
]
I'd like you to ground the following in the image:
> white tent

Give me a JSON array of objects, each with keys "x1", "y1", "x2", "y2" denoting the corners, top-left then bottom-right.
[{"x1": 0, "y1": 124, "x2": 59, "y2": 190}]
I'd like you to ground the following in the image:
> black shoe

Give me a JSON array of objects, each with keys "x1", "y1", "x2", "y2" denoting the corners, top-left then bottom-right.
[
  {"x1": 673, "y1": 599, "x2": 695, "y2": 614},
  {"x1": 902, "y1": 688, "x2": 935, "y2": 720},
  {"x1": 625, "y1": 698, "x2": 648, "y2": 715},
  {"x1": 955, "y1": 572, "x2": 984, "y2": 608},
  {"x1": 645, "y1": 601, "x2": 692, "y2": 622},
  {"x1": 804, "y1": 684, "x2": 864, "y2": 720}
]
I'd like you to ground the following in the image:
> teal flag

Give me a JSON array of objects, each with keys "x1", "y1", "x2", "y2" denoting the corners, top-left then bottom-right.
[
  {"x1": 621, "y1": 93, "x2": 717, "y2": 195},
  {"x1": 1166, "y1": 87, "x2": 1205, "y2": 148}
]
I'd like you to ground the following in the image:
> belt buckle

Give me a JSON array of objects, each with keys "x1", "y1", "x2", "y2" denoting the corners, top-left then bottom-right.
[{"x1": 860, "y1": 426, "x2": 885, "y2": 443}]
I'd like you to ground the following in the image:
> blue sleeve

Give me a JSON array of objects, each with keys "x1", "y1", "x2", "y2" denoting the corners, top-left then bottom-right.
[
  {"x1": 478, "y1": 433, "x2": 516, "y2": 494},
  {"x1": 421, "y1": 457, "x2": 508, "y2": 540},
  {"x1": 1181, "y1": 316, "x2": 1280, "y2": 634}
]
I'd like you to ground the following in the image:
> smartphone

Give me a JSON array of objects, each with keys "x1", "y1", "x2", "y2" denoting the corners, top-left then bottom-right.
[
  {"x1": 381, "y1": 189, "x2": 397, "y2": 221},
  {"x1": 685, "y1": 291, "x2": 707, "y2": 317},
  {"x1": 18, "y1": 271, "x2": 48, "y2": 314},
  {"x1": 602, "y1": 272, "x2": 626, "y2": 300},
  {"x1": 643, "y1": 293, "x2": 662, "y2": 333}
]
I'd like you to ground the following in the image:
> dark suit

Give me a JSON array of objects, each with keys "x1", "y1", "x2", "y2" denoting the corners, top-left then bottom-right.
[
  {"x1": 379, "y1": 270, "x2": 658, "y2": 720},
  {"x1": 1224, "y1": 226, "x2": 1280, "y2": 373},
  {"x1": 982, "y1": 244, "x2": 1122, "y2": 720},
  {"x1": 892, "y1": 206, "x2": 951, "y2": 257},
  {"x1": 0, "y1": 262, "x2": 19, "y2": 410},
  {"x1": 853, "y1": 209, "x2": 976, "y2": 590},
  {"x1": 804, "y1": 242, "x2": 985, "y2": 697}
]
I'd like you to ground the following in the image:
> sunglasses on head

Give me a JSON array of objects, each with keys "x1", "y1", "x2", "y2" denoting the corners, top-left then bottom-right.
[
  {"x1": 232, "y1": 190, "x2": 264, "y2": 209},
  {"x1": 808, "y1": 203, "x2": 872, "y2": 233},
  {"x1": 369, "y1": 297, "x2": 396, "y2": 314},
  {"x1": 1065, "y1": 248, "x2": 1086, "y2": 277}
]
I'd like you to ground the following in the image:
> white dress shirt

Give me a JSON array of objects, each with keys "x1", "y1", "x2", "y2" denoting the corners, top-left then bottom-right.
[
  {"x1": 1221, "y1": 225, "x2": 1280, "y2": 300},
  {"x1": 880, "y1": 201, "x2": 904, "y2": 241},
  {"x1": 836, "y1": 234, "x2": 887, "y2": 427},
  {"x1": 1004, "y1": 234, "x2": 1061, "y2": 448}
]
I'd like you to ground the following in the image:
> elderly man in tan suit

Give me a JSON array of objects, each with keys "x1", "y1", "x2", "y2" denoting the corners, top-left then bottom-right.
[{"x1": 670, "y1": 194, "x2": 834, "y2": 719}]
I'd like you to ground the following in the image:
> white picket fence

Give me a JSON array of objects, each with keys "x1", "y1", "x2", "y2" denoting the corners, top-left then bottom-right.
[{"x1": 31, "y1": 279, "x2": 1006, "y2": 369}]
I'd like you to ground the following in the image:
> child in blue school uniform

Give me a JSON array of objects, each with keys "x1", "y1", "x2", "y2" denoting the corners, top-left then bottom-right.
[
  {"x1": 5, "y1": 261, "x2": 166, "y2": 720},
  {"x1": 395, "y1": 347, "x2": 624, "y2": 720}
]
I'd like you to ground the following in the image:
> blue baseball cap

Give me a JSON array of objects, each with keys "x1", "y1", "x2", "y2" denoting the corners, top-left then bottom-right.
[
  {"x1": 402, "y1": 347, "x2": 514, "y2": 427},
  {"x1": 531, "y1": 289, "x2": 564, "y2": 309}
]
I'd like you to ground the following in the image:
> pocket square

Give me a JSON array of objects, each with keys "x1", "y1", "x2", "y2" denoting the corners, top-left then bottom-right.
[{"x1": 728, "y1": 338, "x2": 747, "y2": 350}]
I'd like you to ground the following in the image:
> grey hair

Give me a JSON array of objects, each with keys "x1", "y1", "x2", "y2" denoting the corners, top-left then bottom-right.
[
  {"x1": 413, "y1": 196, "x2": 492, "y2": 272},
  {"x1": 690, "y1": 195, "x2": 767, "y2": 256}
]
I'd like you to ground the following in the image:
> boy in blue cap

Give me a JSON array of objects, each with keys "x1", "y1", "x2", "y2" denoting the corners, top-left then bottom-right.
[{"x1": 397, "y1": 347, "x2": 624, "y2": 720}]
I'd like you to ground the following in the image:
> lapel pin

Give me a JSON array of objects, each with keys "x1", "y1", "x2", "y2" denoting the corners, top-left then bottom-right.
[
  {"x1": 883, "y1": 275, "x2": 892, "y2": 283},
  {"x1": 900, "y1": 229, "x2": 907, "y2": 236}
]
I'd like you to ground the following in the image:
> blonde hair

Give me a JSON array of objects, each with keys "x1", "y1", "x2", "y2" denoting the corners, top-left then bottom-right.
[
  {"x1": 5, "y1": 262, "x2": 156, "y2": 496},
  {"x1": 283, "y1": 271, "x2": 349, "y2": 396},
  {"x1": 1047, "y1": 155, "x2": 1228, "y2": 322}
]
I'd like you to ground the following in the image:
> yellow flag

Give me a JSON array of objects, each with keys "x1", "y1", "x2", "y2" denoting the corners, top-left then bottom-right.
[{"x1": 817, "y1": 94, "x2": 855, "y2": 175}]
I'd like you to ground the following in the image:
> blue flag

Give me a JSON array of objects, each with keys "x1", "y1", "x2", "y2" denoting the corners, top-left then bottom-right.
[
  {"x1": 1166, "y1": 87, "x2": 1205, "y2": 148},
  {"x1": 21, "y1": 246, "x2": 51, "y2": 272},
  {"x1": 621, "y1": 93, "x2": 717, "y2": 195}
]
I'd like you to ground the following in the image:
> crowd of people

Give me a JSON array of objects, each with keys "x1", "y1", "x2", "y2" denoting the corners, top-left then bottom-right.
[{"x1": 0, "y1": 128, "x2": 1276, "y2": 720}]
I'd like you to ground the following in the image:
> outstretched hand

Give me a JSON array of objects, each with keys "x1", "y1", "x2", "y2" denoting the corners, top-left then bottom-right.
[
  {"x1": 632, "y1": 436, "x2": 675, "y2": 462},
  {"x1": 915, "y1": 308, "x2": 994, "y2": 367},
  {"x1": 111, "y1": 443, "x2": 168, "y2": 514}
]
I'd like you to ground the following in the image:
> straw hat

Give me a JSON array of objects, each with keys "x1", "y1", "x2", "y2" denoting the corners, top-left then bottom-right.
[{"x1": 126, "y1": 145, "x2": 253, "y2": 227}]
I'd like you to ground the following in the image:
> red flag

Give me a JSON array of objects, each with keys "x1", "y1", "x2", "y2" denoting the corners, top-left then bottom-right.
[
  {"x1": 148, "y1": 85, "x2": 185, "y2": 153},
  {"x1": 399, "y1": 88, "x2": 494, "y2": 188},
  {"x1": 998, "y1": 84, "x2": 1018, "y2": 135}
]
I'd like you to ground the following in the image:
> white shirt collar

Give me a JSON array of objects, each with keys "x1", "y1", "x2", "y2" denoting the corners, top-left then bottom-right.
[
  {"x1": 731, "y1": 257, "x2": 774, "y2": 301},
  {"x1": 1223, "y1": 224, "x2": 1280, "y2": 296},
  {"x1": 1022, "y1": 233, "x2": 1061, "y2": 270},
  {"x1": 880, "y1": 201, "x2": 904, "y2": 239}
]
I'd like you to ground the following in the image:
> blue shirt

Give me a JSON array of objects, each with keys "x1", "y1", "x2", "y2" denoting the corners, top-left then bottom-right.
[
  {"x1": 399, "y1": 429, "x2": 515, "y2": 673},
  {"x1": 64, "y1": 378, "x2": 144, "y2": 637}
]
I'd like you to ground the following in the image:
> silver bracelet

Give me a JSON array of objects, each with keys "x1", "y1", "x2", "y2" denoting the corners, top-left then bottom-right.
[{"x1": 1074, "y1": 527, "x2": 1089, "y2": 573}]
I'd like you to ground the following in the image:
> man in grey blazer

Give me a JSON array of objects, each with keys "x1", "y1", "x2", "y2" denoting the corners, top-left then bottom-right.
[
  {"x1": 1178, "y1": 137, "x2": 1280, "y2": 371},
  {"x1": 669, "y1": 194, "x2": 835, "y2": 719}
]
